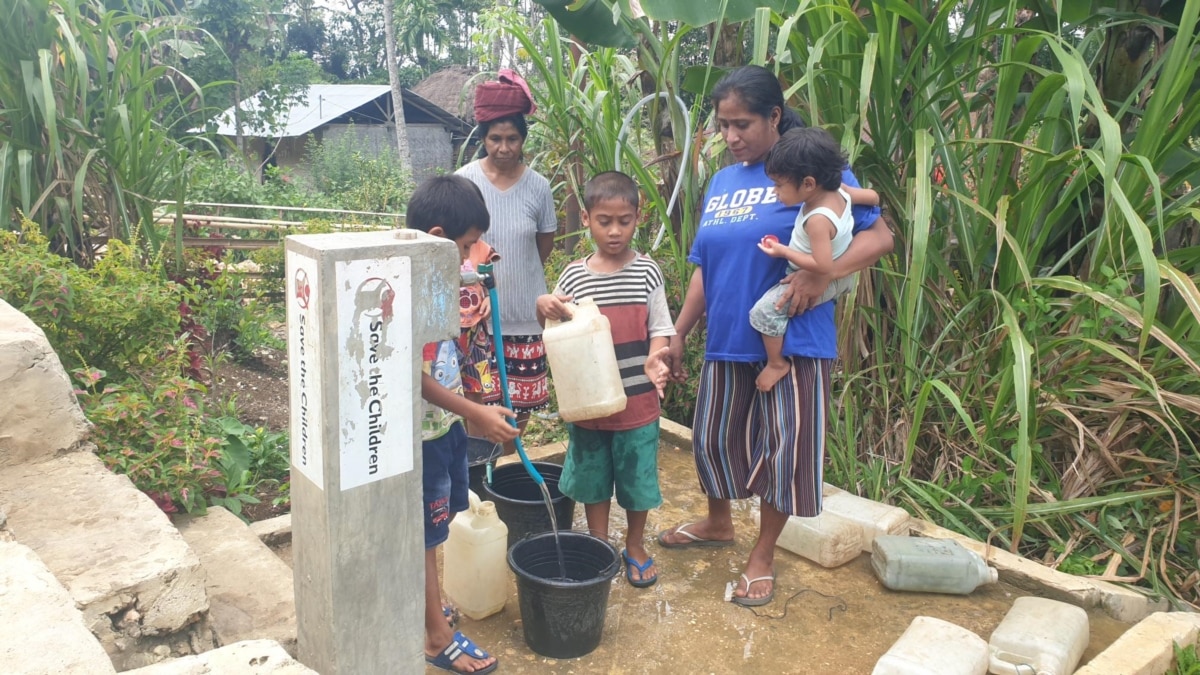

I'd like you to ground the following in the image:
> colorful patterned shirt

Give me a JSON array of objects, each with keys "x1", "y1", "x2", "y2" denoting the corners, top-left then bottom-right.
[{"x1": 421, "y1": 340, "x2": 463, "y2": 441}]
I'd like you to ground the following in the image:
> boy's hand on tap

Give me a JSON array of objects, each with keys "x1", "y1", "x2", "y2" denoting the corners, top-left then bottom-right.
[{"x1": 536, "y1": 293, "x2": 574, "y2": 322}]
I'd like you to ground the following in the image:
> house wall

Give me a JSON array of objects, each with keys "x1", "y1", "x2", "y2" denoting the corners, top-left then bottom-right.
[
  {"x1": 251, "y1": 123, "x2": 451, "y2": 185},
  {"x1": 323, "y1": 123, "x2": 451, "y2": 182}
]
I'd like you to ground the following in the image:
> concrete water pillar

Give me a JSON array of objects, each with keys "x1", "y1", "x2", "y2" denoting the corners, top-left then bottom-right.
[{"x1": 285, "y1": 230, "x2": 459, "y2": 674}]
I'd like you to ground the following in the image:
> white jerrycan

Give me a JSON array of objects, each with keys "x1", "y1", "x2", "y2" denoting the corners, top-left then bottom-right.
[
  {"x1": 987, "y1": 596, "x2": 1089, "y2": 675},
  {"x1": 871, "y1": 535, "x2": 998, "y2": 595},
  {"x1": 443, "y1": 491, "x2": 509, "y2": 620},
  {"x1": 542, "y1": 297, "x2": 627, "y2": 422},
  {"x1": 872, "y1": 616, "x2": 990, "y2": 675}
]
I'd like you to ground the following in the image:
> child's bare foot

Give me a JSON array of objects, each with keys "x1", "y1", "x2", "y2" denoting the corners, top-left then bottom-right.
[{"x1": 756, "y1": 359, "x2": 791, "y2": 392}]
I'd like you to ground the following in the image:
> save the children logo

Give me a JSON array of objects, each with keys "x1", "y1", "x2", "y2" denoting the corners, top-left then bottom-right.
[
  {"x1": 355, "y1": 277, "x2": 395, "y2": 320},
  {"x1": 335, "y1": 257, "x2": 414, "y2": 490},
  {"x1": 287, "y1": 251, "x2": 323, "y2": 488},
  {"x1": 294, "y1": 268, "x2": 311, "y2": 309}
]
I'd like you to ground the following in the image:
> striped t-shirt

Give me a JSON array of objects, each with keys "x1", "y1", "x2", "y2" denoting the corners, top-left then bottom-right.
[
  {"x1": 456, "y1": 160, "x2": 558, "y2": 335},
  {"x1": 553, "y1": 253, "x2": 675, "y2": 431}
]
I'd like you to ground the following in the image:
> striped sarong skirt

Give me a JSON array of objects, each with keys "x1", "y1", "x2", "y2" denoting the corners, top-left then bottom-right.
[{"x1": 690, "y1": 357, "x2": 831, "y2": 516}]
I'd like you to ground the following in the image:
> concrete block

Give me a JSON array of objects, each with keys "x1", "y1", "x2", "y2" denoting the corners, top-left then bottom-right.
[
  {"x1": 0, "y1": 299, "x2": 91, "y2": 467},
  {"x1": 659, "y1": 417, "x2": 693, "y2": 451},
  {"x1": 125, "y1": 640, "x2": 316, "y2": 675},
  {"x1": 175, "y1": 507, "x2": 296, "y2": 653},
  {"x1": 0, "y1": 540, "x2": 117, "y2": 674},
  {"x1": 909, "y1": 519, "x2": 1169, "y2": 622},
  {"x1": 496, "y1": 440, "x2": 567, "y2": 467},
  {"x1": 1075, "y1": 612, "x2": 1200, "y2": 675},
  {"x1": 822, "y1": 490, "x2": 912, "y2": 551},
  {"x1": 0, "y1": 451, "x2": 208, "y2": 668},
  {"x1": 250, "y1": 514, "x2": 292, "y2": 548}
]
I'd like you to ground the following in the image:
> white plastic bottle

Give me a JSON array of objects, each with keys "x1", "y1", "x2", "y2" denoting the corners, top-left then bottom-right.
[
  {"x1": 542, "y1": 298, "x2": 627, "y2": 422},
  {"x1": 871, "y1": 536, "x2": 998, "y2": 595},
  {"x1": 988, "y1": 596, "x2": 1089, "y2": 675},
  {"x1": 776, "y1": 512, "x2": 863, "y2": 568},
  {"x1": 443, "y1": 491, "x2": 509, "y2": 620},
  {"x1": 872, "y1": 616, "x2": 990, "y2": 675}
]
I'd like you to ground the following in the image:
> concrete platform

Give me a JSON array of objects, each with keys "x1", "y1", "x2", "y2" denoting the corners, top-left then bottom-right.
[
  {"x1": 274, "y1": 443, "x2": 1135, "y2": 673},
  {"x1": 126, "y1": 640, "x2": 315, "y2": 674},
  {"x1": 0, "y1": 452, "x2": 208, "y2": 669},
  {"x1": 0, "y1": 540, "x2": 117, "y2": 674},
  {"x1": 175, "y1": 506, "x2": 296, "y2": 653},
  {"x1": 438, "y1": 444, "x2": 1132, "y2": 673}
]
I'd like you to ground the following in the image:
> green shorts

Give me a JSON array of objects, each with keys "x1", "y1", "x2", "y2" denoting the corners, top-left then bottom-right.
[{"x1": 559, "y1": 420, "x2": 663, "y2": 512}]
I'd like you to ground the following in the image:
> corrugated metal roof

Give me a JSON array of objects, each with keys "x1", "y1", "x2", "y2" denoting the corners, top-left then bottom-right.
[{"x1": 209, "y1": 84, "x2": 391, "y2": 138}]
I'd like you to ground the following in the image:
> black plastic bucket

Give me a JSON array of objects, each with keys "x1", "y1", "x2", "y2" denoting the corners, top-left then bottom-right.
[
  {"x1": 482, "y1": 462, "x2": 574, "y2": 549},
  {"x1": 507, "y1": 531, "x2": 620, "y2": 659},
  {"x1": 465, "y1": 436, "x2": 502, "y2": 498}
]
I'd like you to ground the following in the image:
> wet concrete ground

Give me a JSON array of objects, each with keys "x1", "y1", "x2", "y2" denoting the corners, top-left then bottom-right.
[
  {"x1": 274, "y1": 442, "x2": 1130, "y2": 673},
  {"x1": 438, "y1": 443, "x2": 1129, "y2": 674}
]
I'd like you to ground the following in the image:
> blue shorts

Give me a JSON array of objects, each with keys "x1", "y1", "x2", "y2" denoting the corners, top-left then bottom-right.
[{"x1": 422, "y1": 422, "x2": 470, "y2": 549}]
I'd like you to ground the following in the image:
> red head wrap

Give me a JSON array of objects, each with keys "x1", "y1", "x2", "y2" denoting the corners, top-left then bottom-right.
[{"x1": 473, "y1": 69, "x2": 536, "y2": 123}]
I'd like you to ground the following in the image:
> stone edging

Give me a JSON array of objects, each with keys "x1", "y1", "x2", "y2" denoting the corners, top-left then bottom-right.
[{"x1": 909, "y1": 519, "x2": 1168, "y2": 622}]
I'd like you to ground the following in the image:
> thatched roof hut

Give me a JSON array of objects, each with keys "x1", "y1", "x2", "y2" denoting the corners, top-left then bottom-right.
[{"x1": 412, "y1": 66, "x2": 480, "y2": 124}]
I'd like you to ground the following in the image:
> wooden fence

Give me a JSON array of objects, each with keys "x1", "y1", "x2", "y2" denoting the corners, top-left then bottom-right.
[{"x1": 157, "y1": 202, "x2": 405, "y2": 251}]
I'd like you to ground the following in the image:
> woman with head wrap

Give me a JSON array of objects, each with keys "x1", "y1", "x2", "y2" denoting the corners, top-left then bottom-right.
[{"x1": 456, "y1": 70, "x2": 558, "y2": 452}]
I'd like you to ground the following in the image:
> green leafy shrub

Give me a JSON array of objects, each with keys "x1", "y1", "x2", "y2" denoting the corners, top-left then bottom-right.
[
  {"x1": 302, "y1": 127, "x2": 414, "y2": 213},
  {"x1": 1171, "y1": 643, "x2": 1200, "y2": 675},
  {"x1": 75, "y1": 352, "x2": 224, "y2": 515},
  {"x1": 206, "y1": 416, "x2": 290, "y2": 515},
  {"x1": 0, "y1": 227, "x2": 180, "y2": 379},
  {"x1": 1, "y1": 224, "x2": 274, "y2": 515}
]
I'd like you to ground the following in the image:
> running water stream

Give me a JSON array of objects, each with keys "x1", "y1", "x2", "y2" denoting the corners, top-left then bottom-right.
[{"x1": 538, "y1": 481, "x2": 568, "y2": 580}]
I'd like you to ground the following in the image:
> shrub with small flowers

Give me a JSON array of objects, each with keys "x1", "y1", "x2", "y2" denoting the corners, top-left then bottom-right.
[{"x1": 74, "y1": 356, "x2": 225, "y2": 514}]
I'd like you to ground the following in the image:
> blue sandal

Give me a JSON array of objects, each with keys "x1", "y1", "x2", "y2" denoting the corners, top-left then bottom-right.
[
  {"x1": 426, "y1": 631, "x2": 498, "y2": 674},
  {"x1": 622, "y1": 549, "x2": 658, "y2": 588}
]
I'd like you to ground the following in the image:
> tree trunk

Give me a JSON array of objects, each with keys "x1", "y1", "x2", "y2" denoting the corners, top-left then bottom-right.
[
  {"x1": 710, "y1": 22, "x2": 744, "y2": 67},
  {"x1": 383, "y1": 0, "x2": 413, "y2": 174},
  {"x1": 561, "y1": 38, "x2": 585, "y2": 256}
]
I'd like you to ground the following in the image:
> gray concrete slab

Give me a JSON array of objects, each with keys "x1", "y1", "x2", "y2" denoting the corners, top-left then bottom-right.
[
  {"x1": 250, "y1": 514, "x2": 292, "y2": 548},
  {"x1": 175, "y1": 506, "x2": 296, "y2": 653},
  {"x1": 275, "y1": 442, "x2": 1134, "y2": 673},
  {"x1": 0, "y1": 540, "x2": 117, "y2": 674},
  {"x1": 436, "y1": 445, "x2": 1132, "y2": 674},
  {"x1": 0, "y1": 452, "x2": 209, "y2": 669},
  {"x1": 126, "y1": 640, "x2": 316, "y2": 675}
]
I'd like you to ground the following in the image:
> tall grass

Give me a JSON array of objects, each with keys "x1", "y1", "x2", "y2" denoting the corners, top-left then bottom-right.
[
  {"x1": 770, "y1": 1, "x2": 1200, "y2": 605},
  {"x1": 0, "y1": 0, "x2": 210, "y2": 263}
]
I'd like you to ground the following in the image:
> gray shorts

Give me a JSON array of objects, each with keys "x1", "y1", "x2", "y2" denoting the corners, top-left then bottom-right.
[{"x1": 749, "y1": 272, "x2": 859, "y2": 337}]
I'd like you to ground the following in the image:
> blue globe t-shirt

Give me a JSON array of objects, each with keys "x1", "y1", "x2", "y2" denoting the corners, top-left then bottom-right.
[{"x1": 688, "y1": 162, "x2": 880, "y2": 361}]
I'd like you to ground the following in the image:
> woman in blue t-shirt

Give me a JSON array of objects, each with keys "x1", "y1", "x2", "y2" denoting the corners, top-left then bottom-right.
[{"x1": 653, "y1": 66, "x2": 893, "y2": 606}]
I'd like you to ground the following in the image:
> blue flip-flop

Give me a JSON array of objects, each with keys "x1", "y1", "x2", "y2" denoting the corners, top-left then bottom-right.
[
  {"x1": 621, "y1": 549, "x2": 658, "y2": 588},
  {"x1": 426, "y1": 631, "x2": 498, "y2": 675}
]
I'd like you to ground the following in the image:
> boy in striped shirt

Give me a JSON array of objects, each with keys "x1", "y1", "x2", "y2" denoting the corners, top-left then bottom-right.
[{"x1": 536, "y1": 171, "x2": 675, "y2": 588}]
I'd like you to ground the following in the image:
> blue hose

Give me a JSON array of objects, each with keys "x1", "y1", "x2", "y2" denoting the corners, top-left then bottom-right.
[{"x1": 479, "y1": 264, "x2": 544, "y2": 486}]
